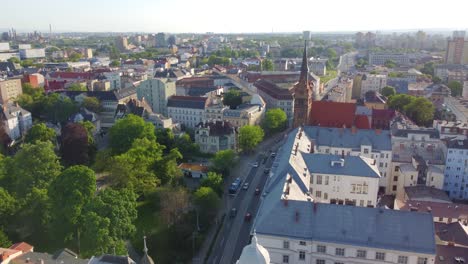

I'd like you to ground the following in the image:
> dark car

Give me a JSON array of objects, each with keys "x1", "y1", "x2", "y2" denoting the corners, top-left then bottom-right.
[
  {"x1": 244, "y1": 212, "x2": 252, "y2": 222},
  {"x1": 255, "y1": 187, "x2": 261, "y2": 195},
  {"x1": 230, "y1": 208, "x2": 237, "y2": 218},
  {"x1": 264, "y1": 168, "x2": 270, "y2": 174}
]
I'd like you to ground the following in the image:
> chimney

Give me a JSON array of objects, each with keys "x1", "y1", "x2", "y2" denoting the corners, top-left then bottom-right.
[{"x1": 313, "y1": 201, "x2": 317, "y2": 213}]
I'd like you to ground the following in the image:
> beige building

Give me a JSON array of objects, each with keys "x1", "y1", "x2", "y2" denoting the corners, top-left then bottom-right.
[
  {"x1": 445, "y1": 31, "x2": 468, "y2": 65},
  {"x1": 0, "y1": 78, "x2": 22, "y2": 104},
  {"x1": 222, "y1": 104, "x2": 264, "y2": 127},
  {"x1": 136, "y1": 78, "x2": 176, "y2": 116},
  {"x1": 195, "y1": 121, "x2": 236, "y2": 153}
]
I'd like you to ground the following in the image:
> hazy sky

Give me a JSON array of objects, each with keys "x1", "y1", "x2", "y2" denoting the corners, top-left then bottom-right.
[{"x1": 1, "y1": 0, "x2": 467, "y2": 33}]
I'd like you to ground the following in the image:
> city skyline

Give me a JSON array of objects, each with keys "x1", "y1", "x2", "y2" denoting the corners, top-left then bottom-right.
[{"x1": 1, "y1": 0, "x2": 468, "y2": 33}]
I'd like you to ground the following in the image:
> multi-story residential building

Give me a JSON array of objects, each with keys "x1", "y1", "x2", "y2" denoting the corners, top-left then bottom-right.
[
  {"x1": 222, "y1": 103, "x2": 265, "y2": 127},
  {"x1": 0, "y1": 102, "x2": 32, "y2": 141},
  {"x1": 19, "y1": 48, "x2": 45, "y2": 59},
  {"x1": 309, "y1": 58, "x2": 327, "y2": 76},
  {"x1": 444, "y1": 97, "x2": 468, "y2": 122},
  {"x1": 136, "y1": 78, "x2": 176, "y2": 116},
  {"x1": 363, "y1": 91, "x2": 387, "y2": 110},
  {"x1": 391, "y1": 123, "x2": 447, "y2": 198},
  {"x1": 445, "y1": 31, "x2": 468, "y2": 65},
  {"x1": 0, "y1": 42, "x2": 10, "y2": 51},
  {"x1": 102, "y1": 71, "x2": 121, "y2": 90},
  {"x1": 443, "y1": 139, "x2": 468, "y2": 200},
  {"x1": 304, "y1": 126, "x2": 392, "y2": 193},
  {"x1": 434, "y1": 64, "x2": 468, "y2": 83},
  {"x1": 22, "y1": 73, "x2": 45, "y2": 88},
  {"x1": 115, "y1": 36, "x2": 129, "y2": 52},
  {"x1": 167, "y1": 96, "x2": 208, "y2": 128},
  {"x1": 325, "y1": 77, "x2": 352, "y2": 103},
  {"x1": 0, "y1": 78, "x2": 22, "y2": 104},
  {"x1": 368, "y1": 53, "x2": 410, "y2": 66},
  {"x1": 254, "y1": 79, "x2": 294, "y2": 124},
  {"x1": 360, "y1": 74, "x2": 387, "y2": 97},
  {"x1": 194, "y1": 121, "x2": 236, "y2": 153},
  {"x1": 253, "y1": 128, "x2": 436, "y2": 264},
  {"x1": 433, "y1": 120, "x2": 468, "y2": 140}
]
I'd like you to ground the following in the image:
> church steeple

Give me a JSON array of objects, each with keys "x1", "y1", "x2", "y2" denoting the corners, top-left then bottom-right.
[
  {"x1": 140, "y1": 236, "x2": 155, "y2": 264},
  {"x1": 292, "y1": 41, "x2": 313, "y2": 128}
]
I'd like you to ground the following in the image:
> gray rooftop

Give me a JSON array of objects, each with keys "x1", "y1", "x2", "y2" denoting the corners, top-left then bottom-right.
[
  {"x1": 303, "y1": 154, "x2": 380, "y2": 178},
  {"x1": 303, "y1": 126, "x2": 392, "y2": 151},
  {"x1": 255, "y1": 128, "x2": 436, "y2": 255}
]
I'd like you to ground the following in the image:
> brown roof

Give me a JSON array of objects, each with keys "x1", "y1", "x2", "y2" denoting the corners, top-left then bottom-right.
[
  {"x1": 435, "y1": 222, "x2": 468, "y2": 247},
  {"x1": 196, "y1": 121, "x2": 235, "y2": 136},
  {"x1": 400, "y1": 200, "x2": 468, "y2": 220},
  {"x1": 254, "y1": 79, "x2": 293, "y2": 100},
  {"x1": 178, "y1": 163, "x2": 209, "y2": 173},
  {"x1": 435, "y1": 245, "x2": 468, "y2": 264},
  {"x1": 9, "y1": 242, "x2": 33, "y2": 253},
  {"x1": 404, "y1": 186, "x2": 452, "y2": 203}
]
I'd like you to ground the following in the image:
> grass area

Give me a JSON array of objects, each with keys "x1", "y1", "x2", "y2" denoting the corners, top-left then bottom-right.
[{"x1": 320, "y1": 70, "x2": 338, "y2": 84}]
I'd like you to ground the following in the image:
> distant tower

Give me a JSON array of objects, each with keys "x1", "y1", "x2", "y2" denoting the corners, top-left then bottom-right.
[
  {"x1": 140, "y1": 236, "x2": 155, "y2": 264},
  {"x1": 49, "y1": 24, "x2": 52, "y2": 41},
  {"x1": 303, "y1": 30, "x2": 311, "y2": 41},
  {"x1": 292, "y1": 41, "x2": 313, "y2": 128}
]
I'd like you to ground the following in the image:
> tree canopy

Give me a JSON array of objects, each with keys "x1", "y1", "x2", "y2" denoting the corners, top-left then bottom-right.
[
  {"x1": 238, "y1": 125, "x2": 264, "y2": 152},
  {"x1": 448, "y1": 81, "x2": 462, "y2": 97},
  {"x1": 201, "y1": 172, "x2": 223, "y2": 196},
  {"x1": 68, "y1": 83, "x2": 87, "y2": 91},
  {"x1": 381, "y1": 86, "x2": 396, "y2": 97},
  {"x1": 82, "y1": 96, "x2": 101, "y2": 113},
  {"x1": 193, "y1": 187, "x2": 220, "y2": 227},
  {"x1": 24, "y1": 123, "x2": 56, "y2": 144},
  {"x1": 61, "y1": 123, "x2": 90, "y2": 165},
  {"x1": 109, "y1": 114, "x2": 156, "y2": 154},
  {"x1": 223, "y1": 89, "x2": 243, "y2": 109},
  {"x1": 211, "y1": 149, "x2": 236, "y2": 175},
  {"x1": 262, "y1": 108, "x2": 287, "y2": 134},
  {"x1": 388, "y1": 94, "x2": 434, "y2": 126}
]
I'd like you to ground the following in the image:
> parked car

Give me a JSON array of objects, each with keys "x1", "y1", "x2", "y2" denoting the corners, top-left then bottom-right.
[
  {"x1": 264, "y1": 168, "x2": 270, "y2": 174},
  {"x1": 271, "y1": 152, "x2": 276, "y2": 157},
  {"x1": 244, "y1": 212, "x2": 252, "y2": 222},
  {"x1": 252, "y1": 162, "x2": 259, "y2": 168},
  {"x1": 243, "y1": 182, "x2": 249, "y2": 190},
  {"x1": 230, "y1": 208, "x2": 237, "y2": 218}
]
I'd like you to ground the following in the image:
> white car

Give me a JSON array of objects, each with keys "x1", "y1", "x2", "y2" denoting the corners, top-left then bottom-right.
[
  {"x1": 252, "y1": 162, "x2": 259, "y2": 167},
  {"x1": 243, "y1": 182, "x2": 249, "y2": 190}
]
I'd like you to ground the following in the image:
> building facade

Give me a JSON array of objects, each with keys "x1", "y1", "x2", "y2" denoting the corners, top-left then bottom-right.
[
  {"x1": 443, "y1": 139, "x2": 468, "y2": 200},
  {"x1": 136, "y1": 78, "x2": 176, "y2": 116},
  {"x1": 194, "y1": 121, "x2": 236, "y2": 153},
  {"x1": 360, "y1": 74, "x2": 387, "y2": 97},
  {"x1": 368, "y1": 53, "x2": 410, "y2": 65},
  {"x1": 167, "y1": 96, "x2": 207, "y2": 128},
  {"x1": 254, "y1": 79, "x2": 294, "y2": 125},
  {"x1": 1, "y1": 103, "x2": 32, "y2": 141},
  {"x1": 445, "y1": 31, "x2": 468, "y2": 65},
  {"x1": 0, "y1": 78, "x2": 22, "y2": 104}
]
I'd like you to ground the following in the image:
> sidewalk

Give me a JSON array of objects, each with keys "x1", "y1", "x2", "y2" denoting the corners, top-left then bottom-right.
[{"x1": 192, "y1": 133, "x2": 283, "y2": 264}]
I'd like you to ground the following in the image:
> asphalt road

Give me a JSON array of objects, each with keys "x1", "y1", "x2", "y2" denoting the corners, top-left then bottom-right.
[{"x1": 207, "y1": 146, "x2": 280, "y2": 264}]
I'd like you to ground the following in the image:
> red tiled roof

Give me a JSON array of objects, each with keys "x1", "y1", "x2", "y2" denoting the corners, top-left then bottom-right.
[
  {"x1": 49, "y1": 72, "x2": 93, "y2": 80},
  {"x1": 309, "y1": 101, "x2": 359, "y2": 128},
  {"x1": 9, "y1": 242, "x2": 33, "y2": 253},
  {"x1": 45, "y1": 80, "x2": 67, "y2": 92},
  {"x1": 372, "y1": 109, "x2": 396, "y2": 119},
  {"x1": 354, "y1": 115, "x2": 371, "y2": 129},
  {"x1": 400, "y1": 200, "x2": 468, "y2": 219}
]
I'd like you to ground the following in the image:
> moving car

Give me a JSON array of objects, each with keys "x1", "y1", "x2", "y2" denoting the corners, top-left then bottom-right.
[
  {"x1": 271, "y1": 152, "x2": 276, "y2": 157},
  {"x1": 243, "y1": 182, "x2": 249, "y2": 190},
  {"x1": 244, "y1": 212, "x2": 252, "y2": 222},
  {"x1": 255, "y1": 187, "x2": 261, "y2": 195},
  {"x1": 251, "y1": 162, "x2": 259, "y2": 168},
  {"x1": 230, "y1": 208, "x2": 237, "y2": 218},
  {"x1": 264, "y1": 168, "x2": 270, "y2": 174}
]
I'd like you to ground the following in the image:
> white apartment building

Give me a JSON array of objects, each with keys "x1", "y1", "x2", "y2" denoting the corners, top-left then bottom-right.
[
  {"x1": 368, "y1": 53, "x2": 410, "y2": 66},
  {"x1": 254, "y1": 79, "x2": 294, "y2": 125},
  {"x1": 167, "y1": 96, "x2": 207, "y2": 128},
  {"x1": 102, "y1": 72, "x2": 121, "y2": 90},
  {"x1": 19, "y1": 48, "x2": 45, "y2": 59},
  {"x1": 443, "y1": 139, "x2": 468, "y2": 200},
  {"x1": 391, "y1": 125, "x2": 446, "y2": 198},
  {"x1": 194, "y1": 121, "x2": 236, "y2": 153},
  {"x1": 136, "y1": 78, "x2": 176, "y2": 116},
  {"x1": 360, "y1": 74, "x2": 387, "y2": 97},
  {"x1": 1, "y1": 103, "x2": 32, "y2": 141},
  {"x1": 303, "y1": 126, "x2": 393, "y2": 194},
  {"x1": 252, "y1": 128, "x2": 436, "y2": 264}
]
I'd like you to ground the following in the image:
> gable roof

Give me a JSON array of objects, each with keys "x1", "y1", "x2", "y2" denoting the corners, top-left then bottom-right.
[
  {"x1": 302, "y1": 154, "x2": 380, "y2": 178},
  {"x1": 309, "y1": 101, "x2": 360, "y2": 128},
  {"x1": 254, "y1": 79, "x2": 293, "y2": 100}
]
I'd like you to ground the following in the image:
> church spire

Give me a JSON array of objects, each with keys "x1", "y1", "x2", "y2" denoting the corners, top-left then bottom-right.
[
  {"x1": 143, "y1": 236, "x2": 148, "y2": 254},
  {"x1": 299, "y1": 40, "x2": 309, "y2": 84},
  {"x1": 140, "y1": 236, "x2": 155, "y2": 264}
]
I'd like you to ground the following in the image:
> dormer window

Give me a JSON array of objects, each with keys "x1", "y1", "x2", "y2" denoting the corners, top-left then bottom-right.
[{"x1": 363, "y1": 148, "x2": 369, "y2": 154}]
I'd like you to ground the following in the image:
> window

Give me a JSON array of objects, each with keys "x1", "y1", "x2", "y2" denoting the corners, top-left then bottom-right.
[
  {"x1": 299, "y1": 241, "x2": 306, "y2": 246},
  {"x1": 299, "y1": 251, "x2": 305, "y2": 260},
  {"x1": 316, "y1": 260, "x2": 325, "y2": 264},
  {"x1": 417, "y1": 257, "x2": 428, "y2": 264},
  {"x1": 324, "y1": 193, "x2": 328, "y2": 200},
  {"x1": 335, "y1": 248, "x2": 345, "y2": 256},
  {"x1": 325, "y1": 176, "x2": 329, "y2": 185},
  {"x1": 283, "y1": 241, "x2": 289, "y2": 249},
  {"x1": 360, "y1": 200, "x2": 364, "y2": 206},
  {"x1": 310, "y1": 175, "x2": 314, "y2": 184},
  {"x1": 367, "y1": 200, "x2": 372, "y2": 206},
  {"x1": 283, "y1": 255, "x2": 289, "y2": 263},
  {"x1": 398, "y1": 256, "x2": 408, "y2": 264},
  {"x1": 392, "y1": 185, "x2": 397, "y2": 191},
  {"x1": 364, "y1": 148, "x2": 369, "y2": 154},
  {"x1": 317, "y1": 245, "x2": 326, "y2": 253},
  {"x1": 393, "y1": 176, "x2": 398, "y2": 181},
  {"x1": 357, "y1": 250, "x2": 366, "y2": 258},
  {"x1": 316, "y1": 191, "x2": 322, "y2": 198},
  {"x1": 317, "y1": 175, "x2": 322, "y2": 185},
  {"x1": 380, "y1": 153, "x2": 384, "y2": 158},
  {"x1": 395, "y1": 166, "x2": 400, "y2": 172},
  {"x1": 375, "y1": 252, "x2": 385, "y2": 260},
  {"x1": 379, "y1": 162, "x2": 384, "y2": 167}
]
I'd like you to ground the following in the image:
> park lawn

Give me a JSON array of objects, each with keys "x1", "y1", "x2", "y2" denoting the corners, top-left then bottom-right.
[{"x1": 320, "y1": 70, "x2": 337, "y2": 84}]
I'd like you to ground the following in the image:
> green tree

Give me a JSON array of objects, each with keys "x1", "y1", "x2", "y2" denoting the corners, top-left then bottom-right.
[
  {"x1": 211, "y1": 149, "x2": 236, "y2": 175},
  {"x1": 223, "y1": 89, "x2": 242, "y2": 109},
  {"x1": 0, "y1": 187, "x2": 17, "y2": 227},
  {"x1": 5, "y1": 141, "x2": 62, "y2": 197},
  {"x1": 193, "y1": 187, "x2": 220, "y2": 226},
  {"x1": 262, "y1": 108, "x2": 287, "y2": 134},
  {"x1": 174, "y1": 133, "x2": 199, "y2": 161},
  {"x1": 82, "y1": 96, "x2": 101, "y2": 113},
  {"x1": 448, "y1": 81, "x2": 463, "y2": 97},
  {"x1": 20, "y1": 59, "x2": 34, "y2": 67},
  {"x1": 24, "y1": 123, "x2": 56, "y2": 144},
  {"x1": 68, "y1": 83, "x2": 87, "y2": 91},
  {"x1": 384, "y1": 60, "x2": 397, "y2": 68},
  {"x1": 326, "y1": 48, "x2": 337, "y2": 59},
  {"x1": 404, "y1": 97, "x2": 435, "y2": 126},
  {"x1": 42, "y1": 93, "x2": 78, "y2": 123},
  {"x1": 109, "y1": 114, "x2": 156, "y2": 154},
  {"x1": 158, "y1": 187, "x2": 190, "y2": 226},
  {"x1": 78, "y1": 120, "x2": 96, "y2": 144},
  {"x1": 0, "y1": 229, "x2": 11, "y2": 248},
  {"x1": 388, "y1": 94, "x2": 416, "y2": 112},
  {"x1": 432, "y1": 76, "x2": 442, "y2": 84},
  {"x1": 381, "y1": 86, "x2": 396, "y2": 97},
  {"x1": 49, "y1": 166, "x2": 96, "y2": 245},
  {"x1": 420, "y1": 62, "x2": 434, "y2": 77},
  {"x1": 261, "y1": 59, "x2": 274, "y2": 71},
  {"x1": 7, "y1": 57, "x2": 20, "y2": 64},
  {"x1": 68, "y1": 53, "x2": 82, "y2": 62},
  {"x1": 110, "y1": 60, "x2": 121, "y2": 67},
  {"x1": 201, "y1": 172, "x2": 223, "y2": 196},
  {"x1": 239, "y1": 125, "x2": 264, "y2": 152}
]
